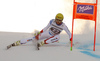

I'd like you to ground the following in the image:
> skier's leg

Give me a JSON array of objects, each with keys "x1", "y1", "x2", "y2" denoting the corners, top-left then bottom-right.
[
  {"x1": 44, "y1": 35, "x2": 60, "y2": 44},
  {"x1": 35, "y1": 31, "x2": 52, "y2": 46},
  {"x1": 38, "y1": 35, "x2": 60, "y2": 47},
  {"x1": 12, "y1": 37, "x2": 35, "y2": 46},
  {"x1": 20, "y1": 37, "x2": 35, "y2": 44},
  {"x1": 35, "y1": 31, "x2": 51, "y2": 40},
  {"x1": 7, "y1": 37, "x2": 35, "y2": 49}
]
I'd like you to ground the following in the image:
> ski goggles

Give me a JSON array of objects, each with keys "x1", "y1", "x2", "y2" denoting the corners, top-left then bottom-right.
[{"x1": 55, "y1": 19, "x2": 63, "y2": 22}]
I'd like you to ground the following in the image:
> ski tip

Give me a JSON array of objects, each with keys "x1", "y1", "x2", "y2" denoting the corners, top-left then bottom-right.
[
  {"x1": 37, "y1": 43, "x2": 40, "y2": 50},
  {"x1": 7, "y1": 47, "x2": 10, "y2": 50},
  {"x1": 36, "y1": 43, "x2": 40, "y2": 50},
  {"x1": 37, "y1": 48, "x2": 40, "y2": 50},
  {"x1": 7, "y1": 45, "x2": 12, "y2": 50}
]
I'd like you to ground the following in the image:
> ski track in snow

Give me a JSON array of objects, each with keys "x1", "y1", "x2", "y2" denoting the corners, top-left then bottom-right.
[
  {"x1": 59, "y1": 42, "x2": 100, "y2": 59},
  {"x1": 77, "y1": 43, "x2": 100, "y2": 59}
]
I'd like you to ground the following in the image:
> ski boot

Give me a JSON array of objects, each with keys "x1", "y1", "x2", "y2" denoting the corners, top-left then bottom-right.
[
  {"x1": 7, "y1": 40, "x2": 21, "y2": 49},
  {"x1": 38, "y1": 41, "x2": 45, "y2": 47}
]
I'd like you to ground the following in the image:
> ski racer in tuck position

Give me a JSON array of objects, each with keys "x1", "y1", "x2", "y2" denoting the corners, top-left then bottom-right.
[{"x1": 7, "y1": 13, "x2": 72, "y2": 49}]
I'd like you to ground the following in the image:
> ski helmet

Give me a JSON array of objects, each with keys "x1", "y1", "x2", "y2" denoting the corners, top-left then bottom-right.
[{"x1": 55, "y1": 13, "x2": 64, "y2": 20}]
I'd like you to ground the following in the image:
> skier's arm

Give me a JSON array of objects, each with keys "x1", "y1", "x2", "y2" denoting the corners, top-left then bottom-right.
[
  {"x1": 63, "y1": 24, "x2": 72, "y2": 41},
  {"x1": 35, "y1": 20, "x2": 52, "y2": 40},
  {"x1": 40, "y1": 20, "x2": 53, "y2": 33}
]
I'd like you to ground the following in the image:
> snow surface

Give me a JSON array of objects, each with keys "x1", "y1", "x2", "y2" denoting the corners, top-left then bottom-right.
[{"x1": 0, "y1": 32, "x2": 100, "y2": 61}]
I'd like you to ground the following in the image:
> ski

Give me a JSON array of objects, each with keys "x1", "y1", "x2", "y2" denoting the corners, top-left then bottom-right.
[
  {"x1": 36, "y1": 43, "x2": 40, "y2": 50},
  {"x1": 7, "y1": 44, "x2": 12, "y2": 49},
  {"x1": 32, "y1": 38, "x2": 40, "y2": 50},
  {"x1": 7, "y1": 41, "x2": 21, "y2": 50}
]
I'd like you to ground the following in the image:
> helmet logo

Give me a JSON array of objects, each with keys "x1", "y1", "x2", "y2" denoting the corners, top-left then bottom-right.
[
  {"x1": 56, "y1": 16, "x2": 61, "y2": 18},
  {"x1": 56, "y1": 16, "x2": 62, "y2": 20}
]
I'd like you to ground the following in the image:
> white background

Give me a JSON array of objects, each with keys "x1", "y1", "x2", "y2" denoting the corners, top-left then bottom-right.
[{"x1": 0, "y1": 0, "x2": 99, "y2": 34}]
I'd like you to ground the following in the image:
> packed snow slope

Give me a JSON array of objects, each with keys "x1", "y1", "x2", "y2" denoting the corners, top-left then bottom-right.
[{"x1": 0, "y1": 32, "x2": 100, "y2": 61}]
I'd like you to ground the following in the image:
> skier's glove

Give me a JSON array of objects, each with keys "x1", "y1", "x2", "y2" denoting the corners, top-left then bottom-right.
[
  {"x1": 70, "y1": 38, "x2": 72, "y2": 42},
  {"x1": 34, "y1": 32, "x2": 40, "y2": 36},
  {"x1": 34, "y1": 30, "x2": 43, "y2": 36},
  {"x1": 35, "y1": 30, "x2": 43, "y2": 40}
]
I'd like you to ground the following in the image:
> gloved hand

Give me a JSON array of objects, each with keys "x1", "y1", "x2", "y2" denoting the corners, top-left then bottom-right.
[
  {"x1": 35, "y1": 30, "x2": 43, "y2": 40},
  {"x1": 34, "y1": 32, "x2": 41, "y2": 36},
  {"x1": 70, "y1": 37, "x2": 72, "y2": 43},
  {"x1": 34, "y1": 30, "x2": 43, "y2": 36}
]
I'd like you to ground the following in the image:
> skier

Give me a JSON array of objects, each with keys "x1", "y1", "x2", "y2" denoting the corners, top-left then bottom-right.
[{"x1": 7, "y1": 13, "x2": 72, "y2": 49}]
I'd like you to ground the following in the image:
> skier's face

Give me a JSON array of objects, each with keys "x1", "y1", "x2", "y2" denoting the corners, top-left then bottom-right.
[{"x1": 55, "y1": 19, "x2": 62, "y2": 25}]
